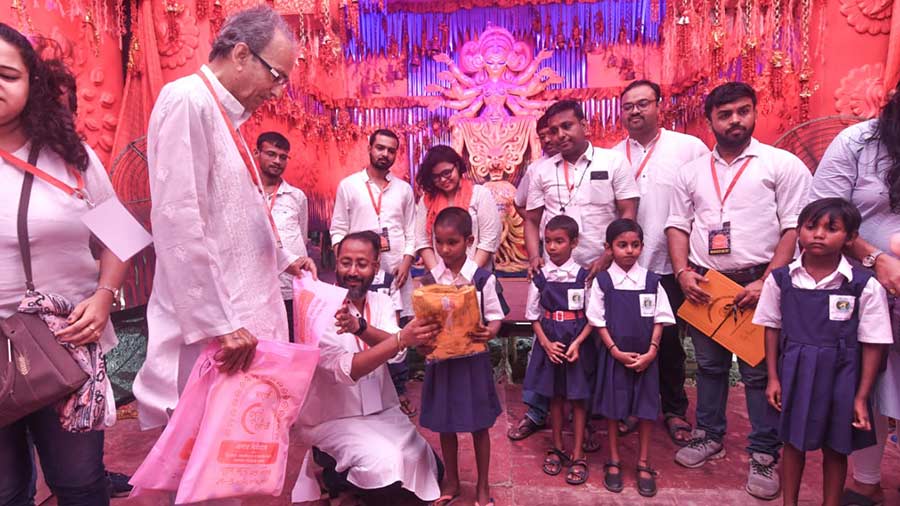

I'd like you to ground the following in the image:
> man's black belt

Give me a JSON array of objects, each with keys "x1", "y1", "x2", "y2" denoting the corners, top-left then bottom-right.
[{"x1": 689, "y1": 262, "x2": 769, "y2": 286}]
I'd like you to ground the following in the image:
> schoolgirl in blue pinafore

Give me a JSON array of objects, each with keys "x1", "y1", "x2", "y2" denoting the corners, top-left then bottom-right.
[
  {"x1": 592, "y1": 270, "x2": 662, "y2": 421},
  {"x1": 420, "y1": 267, "x2": 503, "y2": 434},
  {"x1": 523, "y1": 267, "x2": 597, "y2": 400},
  {"x1": 770, "y1": 265, "x2": 876, "y2": 455}
]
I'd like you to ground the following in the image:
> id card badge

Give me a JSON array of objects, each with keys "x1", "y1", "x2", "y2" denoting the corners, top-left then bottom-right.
[
  {"x1": 379, "y1": 227, "x2": 391, "y2": 252},
  {"x1": 81, "y1": 199, "x2": 153, "y2": 261},
  {"x1": 639, "y1": 293, "x2": 657, "y2": 317},
  {"x1": 708, "y1": 221, "x2": 732, "y2": 256},
  {"x1": 567, "y1": 289, "x2": 585, "y2": 310},
  {"x1": 829, "y1": 295, "x2": 855, "y2": 321}
]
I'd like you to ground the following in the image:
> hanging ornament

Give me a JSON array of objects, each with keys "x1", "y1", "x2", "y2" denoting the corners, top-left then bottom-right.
[
  {"x1": 741, "y1": 0, "x2": 757, "y2": 83},
  {"x1": 556, "y1": 21, "x2": 566, "y2": 49},
  {"x1": 676, "y1": 0, "x2": 692, "y2": 59},
  {"x1": 769, "y1": 0, "x2": 785, "y2": 97},
  {"x1": 10, "y1": 0, "x2": 34, "y2": 33},
  {"x1": 83, "y1": 9, "x2": 102, "y2": 57},
  {"x1": 572, "y1": 15, "x2": 581, "y2": 49},
  {"x1": 196, "y1": 0, "x2": 208, "y2": 20},
  {"x1": 651, "y1": 0, "x2": 660, "y2": 23},
  {"x1": 595, "y1": 10, "x2": 605, "y2": 40},
  {"x1": 164, "y1": 1, "x2": 185, "y2": 44},
  {"x1": 798, "y1": 0, "x2": 813, "y2": 120},
  {"x1": 709, "y1": 0, "x2": 726, "y2": 79}
]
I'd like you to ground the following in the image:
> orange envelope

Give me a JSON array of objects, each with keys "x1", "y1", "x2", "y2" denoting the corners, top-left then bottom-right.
[{"x1": 677, "y1": 269, "x2": 765, "y2": 366}]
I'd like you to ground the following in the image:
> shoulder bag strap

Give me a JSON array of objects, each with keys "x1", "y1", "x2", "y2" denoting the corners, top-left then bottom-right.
[{"x1": 17, "y1": 143, "x2": 40, "y2": 293}]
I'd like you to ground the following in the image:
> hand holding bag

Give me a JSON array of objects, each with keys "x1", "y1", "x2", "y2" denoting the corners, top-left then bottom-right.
[{"x1": 0, "y1": 144, "x2": 89, "y2": 428}]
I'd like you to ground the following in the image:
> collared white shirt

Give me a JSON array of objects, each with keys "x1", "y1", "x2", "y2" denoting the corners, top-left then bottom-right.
[
  {"x1": 524, "y1": 257, "x2": 587, "y2": 320},
  {"x1": 297, "y1": 291, "x2": 402, "y2": 426},
  {"x1": 665, "y1": 138, "x2": 811, "y2": 272},
  {"x1": 514, "y1": 156, "x2": 549, "y2": 208},
  {"x1": 613, "y1": 129, "x2": 709, "y2": 274},
  {"x1": 268, "y1": 180, "x2": 309, "y2": 300},
  {"x1": 752, "y1": 255, "x2": 892, "y2": 344},
  {"x1": 430, "y1": 258, "x2": 505, "y2": 322},
  {"x1": 527, "y1": 144, "x2": 640, "y2": 267},
  {"x1": 330, "y1": 168, "x2": 417, "y2": 270},
  {"x1": 414, "y1": 184, "x2": 501, "y2": 259},
  {"x1": 586, "y1": 262, "x2": 675, "y2": 327}
]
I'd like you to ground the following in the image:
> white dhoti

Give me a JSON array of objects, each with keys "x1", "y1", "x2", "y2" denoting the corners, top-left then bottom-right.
[{"x1": 291, "y1": 406, "x2": 440, "y2": 503}]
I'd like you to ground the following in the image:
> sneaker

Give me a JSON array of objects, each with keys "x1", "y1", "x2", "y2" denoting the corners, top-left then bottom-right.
[
  {"x1": 674, "y1": 429, "x2": 726, "y2": 468},
  {"x1": 107, "y1": 472, "x2": 133, "y2": 498},
  {"x1": 746, "y1": 452, "x2": 780, "y2": 500}
]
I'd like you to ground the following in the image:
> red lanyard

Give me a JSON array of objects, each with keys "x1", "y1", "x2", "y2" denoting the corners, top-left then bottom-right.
[
  {"x1": 365, "y1": 179, "x2": 388, "y2": 216},
  {"x1": 710, "y1": 156, "x2": 753, "y2": 208},
  {"x1": 625, "y1": 133, "x2": 660, "y2": 180},
  {"x1": 0, "y1": 148, "x2": 86, "y2": 202},
  {"x1": 266, "y1": 181, "x2": 282, "y2": 212},
  {"x1": 354, "y1": 303, "x2": 371, "y2": 351},
  {"x1": 562, "y1": 160, "x2": 574, "y2": 192},
  {"x1": 196, "y1": 70, "x2": 282, "y2": 245}
]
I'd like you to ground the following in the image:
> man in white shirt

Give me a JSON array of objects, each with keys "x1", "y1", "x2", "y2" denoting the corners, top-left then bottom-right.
[
  {"x1": 134, "y1": 7, "x2": 316, "y2": 431},
  {"x1": 255, "y1": 131, "x2": 308, "y2": 342},
  {"x1": 665, "y1": 82, "x2": 811, "y2": 500},
  {"x1": 291, "y1": 231, "x2": 441, "y2": 505},
  {"x1": 525, "y1": 100, "x2": 640, "y2": 276},
  {"x1": 514, "y1": 113, "x2": 557, "y2": 219},
  {"x1": 612, "y1": 80, "x2": 709, "y2": 445}
]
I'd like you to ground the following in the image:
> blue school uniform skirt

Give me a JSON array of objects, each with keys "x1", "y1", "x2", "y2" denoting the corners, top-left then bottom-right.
[
  {"x1": 592, "y1": 271, "x2": 661, "y2": 421},
  {"x1": 772, "y1": 267, "x2": 877, "y2": 455},
  {"x1": 420, "y1": 351, "x2": 501, "y2": 433},
  {"x1": 522, "y1": 269, "x2": 596, "y2": 400}
]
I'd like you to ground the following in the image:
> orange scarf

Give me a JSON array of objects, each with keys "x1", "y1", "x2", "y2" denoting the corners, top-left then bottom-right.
[{"x1": 424, "y1": 178, "x2": 474, "y2": 237}]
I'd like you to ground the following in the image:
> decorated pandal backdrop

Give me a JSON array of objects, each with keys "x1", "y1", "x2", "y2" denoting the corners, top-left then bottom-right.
[{"x1": 3, "y1": 0, "x2": 899, "y2": 304}]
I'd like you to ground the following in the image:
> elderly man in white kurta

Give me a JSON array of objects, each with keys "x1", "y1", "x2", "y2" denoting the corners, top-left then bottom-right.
[
  {"x1": 134, "y1": 7, "x2": 314, "y2": 430},
  {"x1": 292, "y1": 232, "x2": 441, "y2": 504}
]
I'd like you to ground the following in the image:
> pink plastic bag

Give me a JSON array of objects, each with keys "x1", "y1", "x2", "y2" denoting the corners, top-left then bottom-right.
[{"x1": 130, "y1": 339, "x2": 319, "y2": 503}]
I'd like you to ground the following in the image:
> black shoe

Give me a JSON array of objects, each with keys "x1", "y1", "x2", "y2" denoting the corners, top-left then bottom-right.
[{"x1": 107, "y1": 472, "x2": 133, "y2": 498}]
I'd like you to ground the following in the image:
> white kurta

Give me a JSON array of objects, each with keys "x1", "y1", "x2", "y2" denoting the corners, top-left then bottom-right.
[
  {"x1": 292, "y1": 291, "x2": 440, "y2": 502},
  {"x1": 133, "y1": 65, "x2": 297, "y2": 430},
  {"x1": 268, "y1": 180, "x2": 309, "y2": 300}
]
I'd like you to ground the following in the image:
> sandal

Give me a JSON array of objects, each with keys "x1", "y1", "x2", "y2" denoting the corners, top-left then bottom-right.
[
  {"x1": 840, "y1": 490, "x2": 884, "y2": 506},
  {"x1": 508, "y1": 416, "x2": 544, "y2": 441},
  {"x1": 603, "y1": 461, "x2": 623, "y2": 493},
  {"x1": 398, "y1": 395, "x2": 417, "y2": 418},
  {"x1": 542, "y1": 448, "x2": 571, "y2": 476},
  {"x1": 664, "y1": 413, "x2": 693, "y2": 447},
  {"x1": 636, "y1": 462, "x2": 659, "y2": 498},
  {"x1": 617, "y1": 416, "x2": 639, "y2": 436},
  {"x1": 582, "y1": 422, "x2": 602, "y2": 453},
  {"x1": 565, "y1": 458, "x2": 589, "y2": 485}
]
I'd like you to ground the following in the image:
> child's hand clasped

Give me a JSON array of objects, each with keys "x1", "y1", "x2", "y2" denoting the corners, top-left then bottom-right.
[
  {"x1": 468, "y1": 324, "x2": 494, "y2": 343},
  {"x1": 766, "y1": 378, "x2": 782, "y2": 412},
  {"x1": 851, "y1": 397, "x2": 871, "y2": 431},
  {"x1": 625, "y1": 349, "x2": 656, "y2": 373},
  {"x1": 611, "y1": 348, "x2": 640, "y2": 367},
  {"x1": 541, "y1": 338, "x2": 567, "y2": 364},
  {"x1": 564, "y1": 342, "x2": 581, "y2": 362}
]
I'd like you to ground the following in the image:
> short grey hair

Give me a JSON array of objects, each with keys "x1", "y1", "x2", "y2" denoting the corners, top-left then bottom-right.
[{"x1": 209, "y1": 6, "x2": 295, "y2": 62}]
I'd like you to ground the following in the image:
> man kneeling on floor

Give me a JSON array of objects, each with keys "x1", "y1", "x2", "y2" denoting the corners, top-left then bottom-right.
[{"x1": 292, "y1": 231, "x2": 443, "y2": 505}]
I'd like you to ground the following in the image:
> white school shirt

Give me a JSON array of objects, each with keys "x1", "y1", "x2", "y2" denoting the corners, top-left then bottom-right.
[
  {"x1": 527, "y1": 144, "x2": 640, "y2": 267},
  {"x1": 134, "y1": 65, "x2": 297, "y2": 429},
  {"x1": 413, "y1": 184, "x2": 501, "y2": 259},
  {"x1": 612, "y1": 129, "x2": 709, "y2": 274},
  {"x1": 586, "y1": 262, "x2": 676, "y2": 327},
  {"x1": 430, "y1": 258, "x2": 505, "y2": 322},
  {"x1": 665, "y1": 138, "x2": 811, "y2": 272},
  {"x1": 330, "y1": 168, "x2": 416, "y2": 272},
  {"x1": 297, "y1": 290, "x2": 402, "y2": 426},
  {"x1": 752, "y1": 255, "x2": 892, "y2": 344},
  {"x1": 524, "y1": 257, "x2": 587, "y2": 321},
  {"x1": 268, "y1": 180, "x2": 309, "y2": 300}
]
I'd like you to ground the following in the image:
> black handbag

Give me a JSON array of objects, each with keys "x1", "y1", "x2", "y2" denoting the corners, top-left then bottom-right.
[{"x1": 0, "y1": 144, "x2": 89, "y2": 428}]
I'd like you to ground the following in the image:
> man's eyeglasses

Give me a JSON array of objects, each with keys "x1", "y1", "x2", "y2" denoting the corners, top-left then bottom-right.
[
  {"x1": 621, "y1": 99, "x2": 656, "y2": 112},
  {"x1": 247, "y1": 47, "x2": 289, "y2": 85}
]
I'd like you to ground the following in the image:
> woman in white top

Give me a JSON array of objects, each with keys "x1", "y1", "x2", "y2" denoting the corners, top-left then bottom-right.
[
  {"x1": 0, "y1": 24, "x2": 128, "y2": 506},
  {"x1": 414, "y1": 145, "x2": 501, "y2": 270}
]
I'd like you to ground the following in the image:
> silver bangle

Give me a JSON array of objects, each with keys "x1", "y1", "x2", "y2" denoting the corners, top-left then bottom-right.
[
  {"x1": 96, "y1": 285, "x2": 118, "y2": 298},
  {"x1": 395, "y1": 332, "x2": 405, "y2": 352}
]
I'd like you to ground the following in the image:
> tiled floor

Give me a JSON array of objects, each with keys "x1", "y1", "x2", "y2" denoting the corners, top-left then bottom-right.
[{"x1": 44, "y1": 382, "x2": 900, "y2": 506}]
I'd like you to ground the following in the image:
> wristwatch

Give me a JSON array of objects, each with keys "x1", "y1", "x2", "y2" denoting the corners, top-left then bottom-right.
[
  {"x1": 862, "y1": 249, "x2": 884, "y2": 268},
  {"x1": 352, "y1": 317, "x2": 368, "y2": 336}
]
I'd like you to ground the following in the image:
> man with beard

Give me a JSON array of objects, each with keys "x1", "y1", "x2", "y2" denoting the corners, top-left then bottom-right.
[
  {"x1": 525, "y1": 100, "x2": 640, "y2": 276},
  {"x1": 255, "y1": 131, "x2": 308, "y2": 342},
  {"x1": 611, "y1": 80, "x2": 709, "y2": 445},
  {"x1": 330, "y1": 128, "x2": 418, "y2": 415},
  {"x1": 292, "y1": 231, "x2": 442, "y2": 506},
  {"x1": 665, "y1": 82, "x2": 811, "y2": 500}
]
